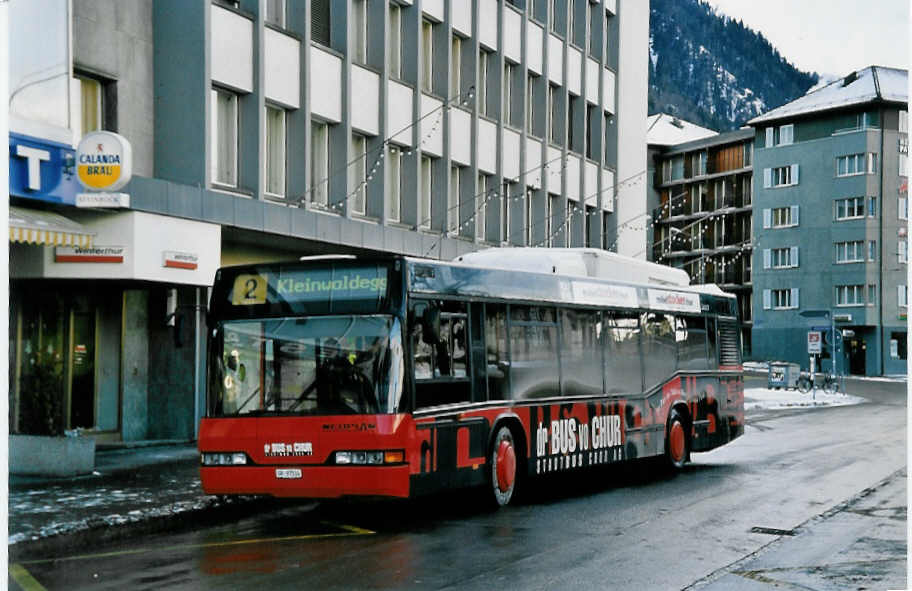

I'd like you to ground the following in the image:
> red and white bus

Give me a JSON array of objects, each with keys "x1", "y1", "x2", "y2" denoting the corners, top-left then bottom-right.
[{"x1": 199, "y1": 249, "x2": 744, "y2": 507}]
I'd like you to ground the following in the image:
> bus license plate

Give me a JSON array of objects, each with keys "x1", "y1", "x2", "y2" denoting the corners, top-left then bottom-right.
[{"x1": 276, "y1": 468, "x2": 302, "y2": 479}]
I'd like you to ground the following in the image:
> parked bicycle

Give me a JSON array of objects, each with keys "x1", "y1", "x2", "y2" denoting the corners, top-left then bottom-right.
[{"x1": 797, "y1": 371, "x2": 839, "y2": 394}]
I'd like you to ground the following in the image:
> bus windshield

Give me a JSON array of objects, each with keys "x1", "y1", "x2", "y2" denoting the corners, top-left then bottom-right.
[{"x1": 208, "y1": 315, "x2": 404, "y2": 416}]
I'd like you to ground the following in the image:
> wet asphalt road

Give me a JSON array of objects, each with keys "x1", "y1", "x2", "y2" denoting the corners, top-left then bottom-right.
[{"x1": 9, "y1": 376, "x2": 907, "y2": 590}]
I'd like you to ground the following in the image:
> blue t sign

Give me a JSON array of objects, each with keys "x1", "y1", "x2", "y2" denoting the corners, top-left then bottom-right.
[{"x1": 9, "y1": 133, "x2": 80, "y2": 205}]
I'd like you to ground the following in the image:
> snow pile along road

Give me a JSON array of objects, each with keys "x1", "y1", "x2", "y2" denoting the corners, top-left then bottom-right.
[{"x1": 744, "y1": 386, "x2": 865, "y2": 411}]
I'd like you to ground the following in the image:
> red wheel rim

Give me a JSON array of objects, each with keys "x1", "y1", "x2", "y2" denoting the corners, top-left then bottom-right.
[
  {"x1": 496, "y1": 439, "x2": 516, "y2": 492},
  {"x1": 670, "y1": 421, "x2": 685, "y2": 463}
]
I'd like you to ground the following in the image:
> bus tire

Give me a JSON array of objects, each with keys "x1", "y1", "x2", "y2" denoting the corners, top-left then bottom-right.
[
  {"x1": 665, "y1": 408, "x2": 689, "y2": 471},
  {"x1": 488, "y1": 425, "x2": 520, "y2": 507}
]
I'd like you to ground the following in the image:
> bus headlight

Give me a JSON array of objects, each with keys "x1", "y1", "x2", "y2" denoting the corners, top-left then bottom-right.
[
  {"x1": 333, "y1": 450, "x2": 404, "y2": 465},
  {"x1": 201, "y1": 452, "x2": 247, "y2": 465}
]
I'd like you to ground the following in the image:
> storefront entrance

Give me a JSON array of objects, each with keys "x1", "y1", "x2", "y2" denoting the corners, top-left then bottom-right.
[
  {"x1": 10, "y1": 285, "x2": 119, "y2": 435},
  {"x1": 846, "y1": 337, "x2": 867, "y2": 376}
]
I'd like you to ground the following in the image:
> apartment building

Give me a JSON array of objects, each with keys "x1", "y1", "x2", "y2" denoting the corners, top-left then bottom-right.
[
  {"x1": 648, "y1": 121, "x2": 754, "y2": 354},
  {"x1": 749, "y1": 66, "x2": 907, "y2": 376},
  {"x1": 8, "y1": 0, "x2": 649, "y2": 442}
]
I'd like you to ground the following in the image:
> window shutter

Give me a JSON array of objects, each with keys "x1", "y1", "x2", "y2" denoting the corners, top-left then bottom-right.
[
  {"x1": 791, "y1": 288, "x2": 799, "y2": 309},
  {"x1": 790, "y1": 246, "x2": 798, "y2": 267},
  {"x1": 763, "y1": 289, "x2": 771, "y2": 310},
  {"x1": 790, "y1": 164, "x2": 799, "y2": 185},
  {"x1": 763, "y1": 249, "x2": 771, "y2": 269},
  {"x1": 763, "y1": 168, "x2": 772, "y2": 188},
  {"x1": 763, "y1": 208, "x2": 771, "y2": 229},
  {"x1": 791, "y1": 205, "x2": 799, "y2": 225},
  {"x1": 766, "y1": 128, "x2": 774, "y2": 147},
  {"x1": 311, "y1": 0, "x2": 331, "y2": 46}
]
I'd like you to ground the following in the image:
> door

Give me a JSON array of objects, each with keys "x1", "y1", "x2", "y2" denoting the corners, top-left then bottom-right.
[
  {"x1": 69, "y1": 295, "x2": 96, "y2": 429},
  {"x1": 846, "y1": 338, "x2": 866, "y2": 376}
]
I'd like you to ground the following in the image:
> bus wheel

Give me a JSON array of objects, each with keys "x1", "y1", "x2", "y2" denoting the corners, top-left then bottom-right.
[
  {"x1": 665, "y1": 409, "x2": 689, "y2": 470},
  {"x1": 489, "y1": 425, "x2": 518, "y2": 507}
]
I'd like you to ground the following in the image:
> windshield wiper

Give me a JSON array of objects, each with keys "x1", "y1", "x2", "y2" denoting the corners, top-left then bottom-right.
[{"x1": 234, "y1": 386, "x2": 262, "y2": 415}]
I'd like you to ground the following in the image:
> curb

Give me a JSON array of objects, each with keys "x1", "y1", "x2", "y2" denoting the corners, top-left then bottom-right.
[{"x1": 8, "y1": 496, "x2": 317, "y2": 561}]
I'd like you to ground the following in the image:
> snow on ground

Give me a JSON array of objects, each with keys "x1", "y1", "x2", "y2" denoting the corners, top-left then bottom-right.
[{"x1": 745, "y1": 386, "x2": 865, "y2": 411}]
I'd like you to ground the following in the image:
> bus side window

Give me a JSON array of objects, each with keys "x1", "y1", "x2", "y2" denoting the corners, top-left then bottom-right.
[
  {"x1": 412, "y1": 301, "x2": 471, "y2": 408},
  {"x1": 676, "y1": 316, "x2": 708, "y2": 370},
  {"x1": 485, "y1": 304, "x2": 509, "y2": 400},
  {"x1": 604, "y1": 312, "x2": 643, "y2": 395},
  {"x1": 643, "y1": 312, "x2": 676, "y2": 390}
]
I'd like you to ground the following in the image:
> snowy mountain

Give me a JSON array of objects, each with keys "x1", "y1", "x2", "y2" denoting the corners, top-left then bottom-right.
[{"x1": 649, "y1": 0, "x2": 819, "y2": 131}]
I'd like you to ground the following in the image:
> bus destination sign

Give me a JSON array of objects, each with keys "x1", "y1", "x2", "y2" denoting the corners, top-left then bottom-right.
[{"x1": 231, "y1": 266, "x2": 388, "y2": 306}]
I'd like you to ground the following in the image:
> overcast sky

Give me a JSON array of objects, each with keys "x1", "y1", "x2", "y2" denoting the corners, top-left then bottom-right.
[{"x1": 702, "y1": 0, "x2": 909, "y2": 77}]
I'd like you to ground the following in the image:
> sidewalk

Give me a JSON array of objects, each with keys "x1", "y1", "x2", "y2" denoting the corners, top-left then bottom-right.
[{"x1": 9, "y1": 443, "x2": 219, "y2": 546}]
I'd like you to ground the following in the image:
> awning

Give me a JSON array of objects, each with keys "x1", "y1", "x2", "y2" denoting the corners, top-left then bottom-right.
[{"x1": 9, "y1": 205, "x2": 95, "y2": 248}]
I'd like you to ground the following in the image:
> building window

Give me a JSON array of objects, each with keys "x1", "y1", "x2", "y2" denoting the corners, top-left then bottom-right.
[
  {"x1": 835, "y1": 197, "x2": 865, "y2": 220},
  {"x1": 836, "y1": 153, "x2": 866, "y2": 177},
  {"x1": 450, "y1": 35, "x2": 461, "y2": 95},
  {"x1": 502, "y1": 181, "x2": 513, "y2": 243},
  {"x1": 312, "y1": 0, "x2": 331, "y2": 46},
  {"x1": 525, "y1": 188, "x2": 534, "y2": 246},
  {"x1": 265, "y1": 0, "x2": 285, "y2": 27},
  {"x1": 868, "y1": 240, "x2": 877, "y2": 261},
  {"x1": 550, "y1": 0, "x2": 561, "y2": 34},
  {"x1": 568, "y1": 94, "x2": 581, "y2": 153},
  {"x1": 386, "y1": 146, "x2": 401, "y2": 222},
  {"x1": 264, "y1": 105, "x2": 286, "y2": 196},
  {"x1": 899, "y1": 285, "x2": 908, "y2": 308},
  {"x1": 835, "y1": 240, "x2": 864, "y2": 263},
  {"x1": 527, "y1": 73, "x2": 537, "y2": 136},
  {"x1": 478, "y1": 48, "x2": 493, "y2": 117},
  {"x1": 765, "y1": 205, "x2": 797, "y2": 228},
  {"x1": 421, "y1": 20, "x2": 434, "y2": 93},
  {"x1": 900, "y1": 238, "x2": 908, "y2": 264},
  {"x1": 835, "y1": 285, "x2": 864, "y2": 307},
  {"x1": 311, "y1": 121, "x2": 329, "y2": 206},
  {"x1": 211, "y1": 87, "x2": 238, "y2": 187},
  {"x1": 447, "y1": 164, "x2": 459, "y2": 233},
  {"x1": 868, "y1": 284, "x2": 877, "y2": 306},
  {"x1": 764, "y1": 165, "x2": 797, "y2": 187},
  {"x1": 764, "y1": 288, "x2": 798, "y2": 310},
  {"x1": 504, "y1": 61, "x2": 516, "y2": 127},
  {"x1": 389, "y1": 4, "x2": 401, "y2": 77},
  {"x1": 779, "y1": 124, "x2": 794, "y2": 145},
  {"x1": 868, "y1": 196, "x2": 877, "y2": 217},
  {"x1": 899, "y1": 196, "x2": 908, "y2": 220},
  {"x1": 766, "y1": 246, "x2": 797, "y2": 269},
  {"x1": 545, "y1": 195, "x2": 555, "y2": 246},
  {"x1": 891, "y1": 331, "x2": 907, "y2": 359},
  {"x1": 349, "y1": 134, "x2": 367, "y2": 215},
  {"x1": 352, "y1": 0, "x2": 367, "y2": 64},
  {"x1": 476, "y1": 173, "x2": 489, "y2": 240},
  {"x1": 420, "y1": 156, "x2": 433, "y2": 229},
  {"x1": 867, "y1": 153, "x2": 878, "y2": 174},
  {"x1": 899, "y1": 144, "x2": 908, "y2": 178},
  {"x1": 548, "y1": 84, "x2": 559, "y2": 143},
  {"x1": 72, "y1": 73, "x2": 115, "y2": 139}
]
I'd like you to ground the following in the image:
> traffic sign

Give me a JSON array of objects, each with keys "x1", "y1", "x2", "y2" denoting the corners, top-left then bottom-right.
[{"x1": 807, "y1": 331, "x2": 822, "y2": 354}]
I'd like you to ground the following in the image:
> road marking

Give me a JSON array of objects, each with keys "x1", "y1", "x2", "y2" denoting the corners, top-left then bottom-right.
[
  {"x1": 16, "y1": 522, "x2": 375, "y2": 566},
  {"x1": 9, "y1": 563, "x2": 47, "y2": 591}
]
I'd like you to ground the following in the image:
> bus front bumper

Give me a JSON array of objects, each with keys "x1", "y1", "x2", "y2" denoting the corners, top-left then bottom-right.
[{"x1": 200, "y1": 464, "x2": 411, "y2": 499}]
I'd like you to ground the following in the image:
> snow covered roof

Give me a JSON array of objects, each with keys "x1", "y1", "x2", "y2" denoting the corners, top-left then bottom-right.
[
  {"x1": 646, "y1": 114, "x2": 718, "y2": 146},
  {"x1": 748, "y1": 66, "x2": 908, "y2": 125}
]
